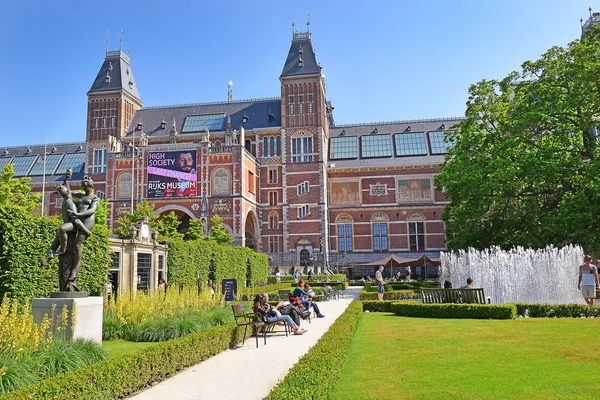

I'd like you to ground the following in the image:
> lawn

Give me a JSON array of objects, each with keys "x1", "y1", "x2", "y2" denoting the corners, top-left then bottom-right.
[
  {"x1": 331, "y1": 313, "x2": 600, "y2": 400},
  {"x1": 103, "y1": 340, "x2": 157, "y2": 358}
]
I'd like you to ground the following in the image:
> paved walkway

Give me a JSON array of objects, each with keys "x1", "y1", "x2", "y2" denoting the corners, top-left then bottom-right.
[{"x1": 129, "y1": 287, "x2": 361, "y2": 400}]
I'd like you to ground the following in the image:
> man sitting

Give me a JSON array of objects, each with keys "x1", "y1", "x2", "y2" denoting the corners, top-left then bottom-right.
[{"x1": 293, "y1": 280, "x2": 325, "y2": 318}]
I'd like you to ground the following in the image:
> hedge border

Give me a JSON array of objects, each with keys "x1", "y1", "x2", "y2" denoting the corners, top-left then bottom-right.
[
  {"x1": 391, "y1": 302, "x2": 516, "y2": 319},
  {"x1": 266, "y1": 301, "x2": 363, "y2": 399},
  {"x1": 359, "y1": 290, "x2": 415, "y2": 301},
  {"x1": 4, "y1": 322, "x2": 251, "y2": 400},
  {"x1": 513, "y1": 303, "x2": 600, "y2": 318}
]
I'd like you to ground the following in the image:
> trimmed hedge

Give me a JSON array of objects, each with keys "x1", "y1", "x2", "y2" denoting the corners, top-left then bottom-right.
[
  {"x1": 391, "y1": 302, "x2": 516, "y2": 319},
  {"x1": 362, "y1": 300, "x2": 393, "y2": 313},
  {"x1": 359, "y1": 290, "x2": 415, "y2": 301},
  {"x1": 267, "y1": 301, "x2": 363, "y2": 399},
  {"x1": 513, "y1": 303, "x2": 600, "y2": 318},
  {"x1": 4, "y1": 322, "x2": 251, "y2": 399},
  {"x1": 266, "y1": 274, "x2": 346, "y2": 284},
  {"x1": 168, "y1": 239, "x2": 268, "y2": 289}
]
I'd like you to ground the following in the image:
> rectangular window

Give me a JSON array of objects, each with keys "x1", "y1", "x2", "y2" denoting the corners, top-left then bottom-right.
[
  {"x1": 360, "y1": 135, "x2": 393, "y2": 158},
  {"x1": 268, "y1": 191, "x2": 278, "y2": 206},
  {"x1": 268, "y1": 168, "x2": 278, "y2": 184},
  {"x1": 158, "y1": 254, "x2": 165, "y2": 282},
  {"x1": 337, "y1": 224, "x2": 353, "y2": 252},
  {"x1": 291, "y1": 136, "x2": 313, "y2": 163},
  {"x1": 330, "y1": 136, "x2": 358, "y2": 159},
  {"x1": 308, "y1": 94, "x2": 314, "y2": 115},
  {"x1": 111, "y1": 252, "x2": 121, "y2": 271},
  {"x1": 269, "y1": 213, "x2": 278, "y2": 229},
  {"x1": 297, "y1": 205, "x2": 310, "y2": 218},
  {"x1": 297, "y1": 181, "x2": 309, "y2": 196},
  {"x1": 299, "y1": 103, "x2": 304, "y2": 116},
  {"x1": 395, "y1": 132, "x2": 428, "y2": 156},
  {"x1": 289, "y1": 96, "x2": 294, "y2": 115},
  {"x1": 137, "y1": 253, "x2": 152, "y2": 291},
  {"x1": 373, "y1": 223, "x2": 388, "y2": 251},
  {"x1": 408, "y1": 222, "x2": 425, "y2": 251},
  {"x1": 182, "y1": 114, "x2": 226, "y2": 132},
  {"x1": 92, "y1": 149, "x2": 107, "y2": 174},
  {"x1": 269, "y1": 236, "x2": 279, "y2": 253},
  {"x1": 248, "y1": 171, "x2": 256, "y2": 194},
  {"x1": 428, "y1": 131, "x2": 454, "y2": 154}
]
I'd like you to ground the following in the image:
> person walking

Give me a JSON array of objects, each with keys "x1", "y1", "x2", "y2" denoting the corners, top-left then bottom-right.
[
  {"x1": 376, "y1": 265, "x2": 386, "y2": 301},
  {"x1": 578, "y1": 255, "x2": 599, "y2": 306}
]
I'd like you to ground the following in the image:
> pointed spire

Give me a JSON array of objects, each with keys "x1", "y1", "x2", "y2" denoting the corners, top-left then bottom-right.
[
  {"x1": 306, "y1": 12, "x2": 310, "y2": 33},
  {"x1": 292, "y1": 12, "x2": 295, "y2": 36},
  {"x1": 105, "y1": 31, "x2": 109, "y2": 53},
  {"x1": 120, "y1": 29, "x2": 124, "y2": 51}
]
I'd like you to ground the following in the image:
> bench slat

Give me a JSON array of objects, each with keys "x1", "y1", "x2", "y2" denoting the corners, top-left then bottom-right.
[{"x1": 421, "y1": 288, "x2": 487, "y2": 304}]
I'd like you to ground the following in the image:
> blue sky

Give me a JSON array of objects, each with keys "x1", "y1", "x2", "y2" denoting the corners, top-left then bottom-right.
[{"x1": 0, "y1": 0, "x2": 594, "y2": 146}]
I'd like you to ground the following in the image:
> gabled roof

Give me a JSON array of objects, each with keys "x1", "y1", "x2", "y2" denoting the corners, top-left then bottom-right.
[
  {"x1": 280, "y1": 31, "x2": 321, "y2": 78},
  {"x1": 88, "y1": 50, "x2": 141, "y2": 101},
  {"x1": 124, "y1": 98, "x2": 282, "y2": 139}
]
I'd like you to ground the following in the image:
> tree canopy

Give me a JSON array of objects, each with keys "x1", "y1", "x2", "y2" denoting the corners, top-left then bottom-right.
[{"x1": 436, "y1": 26, "x2": 600, "y2": 252}]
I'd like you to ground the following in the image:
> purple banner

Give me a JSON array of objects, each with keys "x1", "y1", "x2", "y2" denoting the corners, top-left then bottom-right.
[{"x1": 147, "y1": 150, "x2": 197, "y2": 198}]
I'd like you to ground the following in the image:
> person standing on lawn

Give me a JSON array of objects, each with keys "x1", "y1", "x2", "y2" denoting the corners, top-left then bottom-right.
[
  {"x1": 578, "y1": 255, "x2": 599, "y2": 306},
  {"x1": 376, "y1": 265, "x2": 386, "y2": 301}
]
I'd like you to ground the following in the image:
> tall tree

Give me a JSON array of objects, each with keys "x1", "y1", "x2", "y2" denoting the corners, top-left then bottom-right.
[
  {"x1": 0, "y1": 164, "x2": 40, "y2": 212},
  {"x1": 436, "y1": 26, "x2": 600, "y2": 251},
  {"x1": 113, "y1": 200, "x2": 159, "y2": 238},
  {"x1": 184, "y1": 218, "x2": 204, "y2": 241},
  {"x1": 157, "y1": 211, "x2": 183, "y2": 241},
  {"x1": 208, "y1": 215, "x2": 234, "y2": 245}
]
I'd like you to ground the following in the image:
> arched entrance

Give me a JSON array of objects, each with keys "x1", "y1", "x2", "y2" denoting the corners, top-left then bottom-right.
[
  {"x1": 154, "y1": 205, "x2": 195, "y2": 236},
  {"x1": 244, "y1": 209, "x2": 259, "y2": 250}
]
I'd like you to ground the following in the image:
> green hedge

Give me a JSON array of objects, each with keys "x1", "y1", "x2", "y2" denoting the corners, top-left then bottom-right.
[
  {"x1": 513, "y1": 303, "x2": 600, "y2": 318},
  {"x1": 359, "y1": 290, "x2": 415, "y2": 301},
  {"x1": 0, "y1": 204, "x2": 111, "y2": 302},
  {"x1": 266, "y1": 274, "x2": 346, "y2": 284},
  {"x1": 267, "y1": 301, "x2": 363, "y2": 399},
  {"x1": 168, "y1": 239, "x2": 268, "y2": 289},
  {"x1": 4, "y1": 322, "x2": 251, "y2": 400},
  {"x1": 362, "y1": 300, "x2": 393, "y2": 312},
  {"x1": 391, "y1": 302, "x2": 516, "y2": 319}
]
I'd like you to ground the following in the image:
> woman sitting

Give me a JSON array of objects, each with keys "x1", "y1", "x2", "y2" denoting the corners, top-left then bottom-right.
[
  {"x1": 253, "y1": 294, "x2": 307, "y2": 335},
  {"x1": 293, "y1": 280, "x2": 325, "y2": 318}
]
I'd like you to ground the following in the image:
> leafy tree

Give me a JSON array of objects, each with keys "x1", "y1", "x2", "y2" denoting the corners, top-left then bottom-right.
[
  {"x1": 113, "y1": 201, "x2": 159, "y2": 238},
  {"x1": 0, "y1": 164, "x2": 39, "y2": 212},
  {"x1": 207, "y1": 215, "x2": 234, "y2": 245},
  {"x1": 157, "y1": 211, "x2": 183, "y2": 241},
  {"x1": 437, "y1": 26, "x2": 600, "y2": 251},
  {"x1": 184, "y1": 218, "x2": 204, "y2": 241}
]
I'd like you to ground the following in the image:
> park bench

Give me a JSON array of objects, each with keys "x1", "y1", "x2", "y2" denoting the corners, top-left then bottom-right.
[
  {"x1": 420, "y1": 288, "x2": 488, "y2": 304},
  {"x1": 231, "y1": 304, "x2": 288, "y2": 348}
]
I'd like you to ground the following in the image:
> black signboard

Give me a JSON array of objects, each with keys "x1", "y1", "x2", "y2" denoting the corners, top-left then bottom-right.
[{"x1": 221, "y1": 279, "x2": 237, "y2": 302}]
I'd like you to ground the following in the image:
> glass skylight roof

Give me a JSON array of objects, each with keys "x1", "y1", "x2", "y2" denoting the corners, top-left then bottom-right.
[
  {"x1": 12, "y1": 155, "x2": 38, "y2": 176},
  {"x1": 428, "y1": 131, "x2": 454, "y2": 154},
  {"x1": 360, "y1": 135, "x2": 392, "y2": 158},
  {"x1": 394, "y1": 132, "x2": 428, "y2": 156},
  {"x1": 29, "y1": 154, "x2": 64, "y2": 176},
  {"x1": 182, "y1": 114, "x2": 226, "y2": 132},
  {"x1": 0, "y1": 157, "x2": 14, "y2": 171},
  {"x1": 330, "y1": 136, "x2": 358, "y2": 159},
  {"x1": 58, "y1": 153, "x2": 86, "y2": 173}
]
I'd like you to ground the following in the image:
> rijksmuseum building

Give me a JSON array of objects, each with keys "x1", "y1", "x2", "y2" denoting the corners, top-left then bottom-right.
[{"x1": 1, "y1": 27, "x2": 463, "y2": 274}]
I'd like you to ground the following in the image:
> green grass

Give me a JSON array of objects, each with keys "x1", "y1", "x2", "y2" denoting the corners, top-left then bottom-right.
[
  {"x1": 102, "y1": 340, "x2": 156, "y2": 358},
  {"x1": 331, "y1": 313, "x2": 600, "y2": 400}
]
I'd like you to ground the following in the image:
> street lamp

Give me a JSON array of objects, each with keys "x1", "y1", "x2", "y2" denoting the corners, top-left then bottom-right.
[{"x1": 196, "y1": 271, "x2": 201, "y2": 295}]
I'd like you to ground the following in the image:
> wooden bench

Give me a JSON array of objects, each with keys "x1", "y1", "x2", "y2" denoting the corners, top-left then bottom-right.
[{"x1": 421, "y1": 288, "x2": 488, "y2": 304}]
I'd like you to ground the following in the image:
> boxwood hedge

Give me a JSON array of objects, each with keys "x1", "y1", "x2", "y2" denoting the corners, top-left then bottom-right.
[
  {"x1": 391, "y1": 302, "x2": 516, "y2": 319},
  {"x1": 359, "y1": 290, "x2": 415, "y2": 301},
  {"x1": 513, "y1": 303, "x2": 600, "y2": 318},
  {"x1": 267, "y1": 301, "x2": 363, "y2": 399},
  {"x1": 4, "y1": 322, "x2": 251, "y2": 400}
]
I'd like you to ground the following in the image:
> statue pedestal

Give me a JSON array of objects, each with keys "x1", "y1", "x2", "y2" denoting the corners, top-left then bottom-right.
[{"x1": 32, "y1": 296, "x2": 103, "y2": 344}]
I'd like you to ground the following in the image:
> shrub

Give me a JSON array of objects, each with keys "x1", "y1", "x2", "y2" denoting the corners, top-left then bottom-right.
[
  {"x1": 266, "y1": 274, "x2": 346, "y2": 284},
  {"x1": 362, "y1": 300, "x2": 393, "y2": 313},
  {"x1": 359, "y1": 290, "x2": 414, "y2": 301},
  {"x1": 391, "y1": 302, "x2": 516, "y2": 319},
  {"x1": 267, "y1": 301, "x2": 363, "y2": 399},
  {"x1": 513, "y1": 303, "x2": 600, "y2": 318},
  {"x1": 4, "y1": 322, "x2": 251, "y2": 399}
]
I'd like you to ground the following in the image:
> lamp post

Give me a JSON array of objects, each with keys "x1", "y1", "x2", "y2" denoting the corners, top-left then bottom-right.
[
  {"x1": 40, "y1": 135, "x2": 47, "y2": 216},
  {"x1": 196, "y1": 271, "x2": 201, "y2": 295}
]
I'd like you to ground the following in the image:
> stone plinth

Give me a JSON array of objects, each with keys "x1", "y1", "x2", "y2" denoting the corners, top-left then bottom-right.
[{"x1": 32, "y1": 296, "x2": 103, "y2": 344}]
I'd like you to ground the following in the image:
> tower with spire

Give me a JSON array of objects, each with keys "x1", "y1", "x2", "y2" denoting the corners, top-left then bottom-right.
[
  {"x1": 86, "y1": 33, "x2": 143, "y2": 177},
  {"x1": 277, "y1": 15, "x2": 331, "y2": 267}
]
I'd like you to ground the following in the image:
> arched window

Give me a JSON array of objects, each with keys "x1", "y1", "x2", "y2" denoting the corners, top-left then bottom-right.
[
  {"x1": 371, "y1": 212, "x2": 389, "y2": 251},
  {"x1": 245, "y1": 139, "x2": 252, "y2": 154},
  {"x1": 276, "y1": 136, "x2": 281, "y2": 156},
  {"x1": 268, "y1": 211, "x2": 279, "y2": 229},
  {"x1": 263, "y1": 137, "x2": 269, "y2": 157},
  {"x1": 269, "y1": 136, "x2": 275, "y2": 157}
]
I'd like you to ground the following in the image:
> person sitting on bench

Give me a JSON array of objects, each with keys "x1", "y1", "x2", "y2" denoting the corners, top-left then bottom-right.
[
  {"x1": 253, "y1": 294, "x2": 306, "y2": 335},
  {"x1": 293, "y1": 280, "x2": 325, "y2": 318}
]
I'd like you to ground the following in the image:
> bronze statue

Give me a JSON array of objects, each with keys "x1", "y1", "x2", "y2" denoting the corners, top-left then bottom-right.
[{"x1": 42, "y1": 169, "x2": 99, "y2": 292}]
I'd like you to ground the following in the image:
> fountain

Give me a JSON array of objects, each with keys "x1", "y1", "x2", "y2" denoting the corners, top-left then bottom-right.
[{"x1": 440, "y1": 245, "x2": 585, "y2": 304}]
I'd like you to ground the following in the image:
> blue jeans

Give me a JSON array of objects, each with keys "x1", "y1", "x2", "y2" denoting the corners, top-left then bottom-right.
[
  {"x1": 266, "y1": 314, "x2": 297, "y2": 329},
  {"x1": 300, "y1": 298, "x2": 311, "y2": 311}
]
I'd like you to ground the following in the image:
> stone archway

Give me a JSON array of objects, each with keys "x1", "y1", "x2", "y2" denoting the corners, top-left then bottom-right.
[
  {"x1": 154, "y1": 205, "x2": 195, "y2": 235},
  {"x1": 244, "y1": 209, "x2": 259, "y2": 250}
]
